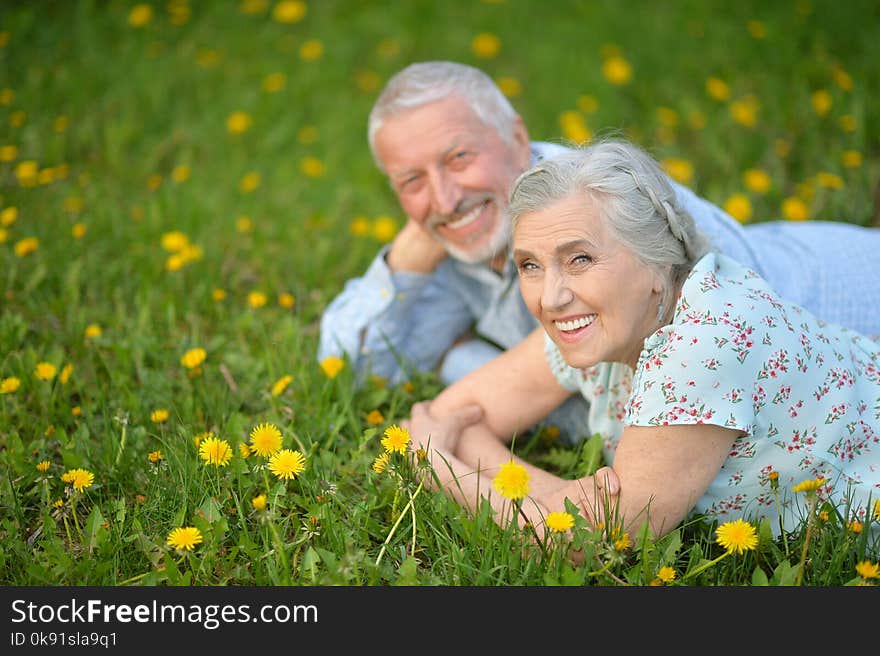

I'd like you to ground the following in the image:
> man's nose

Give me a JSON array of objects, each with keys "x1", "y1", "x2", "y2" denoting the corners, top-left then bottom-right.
[{"x1": 428, "y1": 169, "x2": 460, "y2": 217}]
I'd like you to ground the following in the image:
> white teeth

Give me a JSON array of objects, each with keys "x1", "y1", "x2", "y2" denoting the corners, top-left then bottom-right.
[
  {"x1": 445, "y1": 202, "x2": 485, "y2": 229},
  {"x1": 555, "y1": 315, "x2": 596, "y2": 331}
]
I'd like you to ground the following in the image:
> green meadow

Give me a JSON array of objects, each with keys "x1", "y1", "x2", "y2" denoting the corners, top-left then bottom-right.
[{"x1": 1, "y1": 0, "x2": 878, "y2": 586}]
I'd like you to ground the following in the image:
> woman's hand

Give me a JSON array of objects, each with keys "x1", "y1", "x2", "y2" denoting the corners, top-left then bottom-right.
[{"x1": 403, "y1": 400, "x2": 484, "y2": 455}]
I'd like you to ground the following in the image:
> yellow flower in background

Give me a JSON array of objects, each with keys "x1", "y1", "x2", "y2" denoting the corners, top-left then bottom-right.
[
  {"x1": 495, "y1": 76, "x2": 522, "y2": 98},
  {"x1": 715, "y1": 518, "x2": 758, "y2": 554},
  {"x1": 180, "y1": 347, "x2": 206, "y2": 370},
  {"x1": 268, "y1": 448, "x2": 306, "y2": 480},
  {"x1": 855, "y1": 561, "x2": 879, "y2": 580},
  {"x1": 559, "y1": 110, "x2": 591, "y2": 144},
  {"x1": 656, "y1": 107, "x2": 679, "y2": 129},
  {"x1": 72, "y1": 223, "x2": 87, "y2": 239},
  {"x1": 165, "y1": 254, "x2": 185, "y2": 272},
  {"x1": 271, "y1": 374, "x2": 293, "y2": 396},
  {"x1": 199, "y1": 435, "x2": 233, "y2": 467},
  {"x1": 602, "y1": 54, "x2": 632, "y2": 85},
  {"x1": 226, "y1": 111, "x2": 252, "y2": 134},
  {"x1": 816, "y1": 172, "x2": 844, "y2": 190},
  {"x1": 278, "y1": 292, "x2": 295, "y2": 309},
  {"x1": 730, "y1": 96, "x2": 759, "y2": 127},
  {"x1": 235, "y1": 215, "x2": 253, "y2": 233},
  {"x1": 71, "y1": 406, "x2": 81, "y2": 416},
  {"x1": 263, "y1": 72, "x2": 286, "y2": 93},
  {"x1": 493, "y1": 461, "x2": 529, "y2": 500},
  {"x1": 63, "y1": 468, "x2": 95, "y2": 492},
  {"x1": 251, "y1": 494, "x2": 267, "y2": 511},
  {"x1": 59, "y1": 363, "x2": 73, "y2": 384},
  {"x1": 0, "y1": 206, "x2": 17, "y2": 225},
  {"x1": 811, "y1": 89, "x2": 832, "y2": 117},
  {"x1": 84, "y1": 323, "x2": 102, "y2": 339},
  {"x1": 320, "y1": 355, "x2": 344, "y2": 378},
  {"x1": 0, "y1": 87, "x2": 14, "y2": 105},
  {"x1": 300, "y1": 156, "x2": 325, "y2": 177},
  {"x1": 833, "y1": 67, "x2": 853, "y2": 91},
  {"x1": 792, "y1": 477, "x2": 825, "y2": 494},
  {"x1": 371, "y1": 216, "x2": 398, "y2": 242},
  {"x1": 299, "y1": 39, "x2": 323, "y2": 62},
  {"x1": 724, "y1": 194, "x2": 752, "y2": 223},
  {"x1": 366, "y1": 409, "x2": 384, "y2": 425},
  {"x1": 166, "y1": 526, "x2": 203, "y2": 551},
  {"x1": 238, "y1": 442, "x2": 250, "y2": 458},
  {"x1": 613, "y1": 532, "x2": 631, "y2": 551},
  {"x1": 147, "y1": 174, "x2": 162, "y2": 192},
  {"x1": 128, "y1": 4, "x2": 153, "y2": 27},
  {"x1": 36, "y1": 460, "x2": 51, "y2": 473},
  {"x1": 240, "y1": 171, "x2": 261, "y2": 192},
  {"x1": 577, "y1": 94, "x2": 599, "y2": 114},
  {"x1": 0, "y1": 228, "x2": 7, "y2": 243},
  {"x1": 873, "y1": 499, "x2": 880, "y2": 521},
  {"x1": 372, "y1": 452, "x2": 390, "y2": 474},
  {"x1": 848, "y1": 520, "x2": 863, "y2": 534},
  {"x1": 355, "y1": 69, "x2": 381, "y2": 93},
  {"x1": 0, "y1": 144, "x2": 17, "y2": 161},
  {"x1": 212, "y1": 288, "x2": 227, "y2": 302},
  {"x1": 248, "y1": 290, "x2": 267, "y2": 308},
  {"x1": 545, "y1": 511, "x2": 575, "y2": 533},
  {"x1": 743, "y1": 168, "x2": 771, "y2": 193},
  {"x1": 240, "y1": 0, "x2": 269, "y2": 15},
  {"x1": 34, "y1": 362, "x2": 56, "y2": 381},
  {"x1": 171, "y1": 165, "x2": 191, "y2": 183},
  {"x1": 249, "y1": 422, "x2": 283, "y2": 456},
  {"x1": 148, "y1": 450, "x2": 163, "y2": 463},
  {"x1": 16, "y1": 160, "x2": 38, "y2": 186},
  {"x1": 161, "y1": 230, "x2": 190, "y2": 252},
  {"x1": 746, "y1": 19, "x2": 766, "y2": 38},
  {"x1": 297, "y1": 125, "x2": 318, "y2": 144},
  {"x1": 349, "y1": 216, "x2": 370, "y2": 236},
  {"x1": 657, "y1": 566, "x2": 677, "y2": 583},
  {"x1": 381, "y1": 424, "x2": 410, "y2": 455},
  {"x1": 193, "y1": 431, "x2": 211, "y2": 447},
  {"x1": 151, "y1": 408, "x2": 170, "y2": 424},
  {"x1": 272, "y1": 0, "x2": 307, "y2": 23},
  {"x1": 471, "y1": 32, "x2": 501, "y2": 59},
  {"x1": 661, "y1": 157, "x2": 694, "y2": 185},
  {"x1": 14, "y1": 237, "x2": 39, "y2": 257},
  {"x1": 841, "y1": 150, "x2": 861, "y2": 169},
  {"x1": 782, "y1": 197, "x2": 809, "y2": 221},
  {"x1": 1, "y1": 377, "x2": 20, "y2": 394}
]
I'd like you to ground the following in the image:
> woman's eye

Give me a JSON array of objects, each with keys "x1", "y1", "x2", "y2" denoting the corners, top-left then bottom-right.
[{"x1": 571, "y1": 254, "x2": 592, "y2": 265}]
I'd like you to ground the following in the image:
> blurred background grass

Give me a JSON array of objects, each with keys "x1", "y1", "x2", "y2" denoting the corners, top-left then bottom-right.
[{"x1": 1, "y1": 0, "x2": 879, "y2": 584}]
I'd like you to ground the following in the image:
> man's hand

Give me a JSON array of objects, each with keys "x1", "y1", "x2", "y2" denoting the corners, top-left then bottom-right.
[
  {"x1": 385, "y1": 219, "x2": 448, "y2": 273},
  {"x1": 403, "y1": 400, "x2": 483, "y2": 455}
]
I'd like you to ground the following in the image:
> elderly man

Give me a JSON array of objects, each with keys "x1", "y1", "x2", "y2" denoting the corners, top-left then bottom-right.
[{"x1": 319, "y1": 60, "x2": 880, "y2": 442}]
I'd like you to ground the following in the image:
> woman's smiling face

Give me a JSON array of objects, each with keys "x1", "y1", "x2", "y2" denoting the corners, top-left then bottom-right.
[{"x1": 513, "y1": 192, "x2": 663, "y2": 370}]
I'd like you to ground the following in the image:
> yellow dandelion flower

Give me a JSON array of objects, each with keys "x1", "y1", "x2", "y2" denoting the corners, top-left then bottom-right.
[
  {"x1": 248, "y1": 290, "x2": 267, "y2": 308},
  {"x1": 320, "y1": 355, "x2": 344, "y2": 379},
  {"x1": 147, "y1": 174, "x2": 162, "y2": 191},
  {"x1": 171, "y1": 165, "x2": 190, "y2": 183},
  {"x1": 656, "y1": 106, "x2": 679, "y2": 129},
  {"x1": 602, "y1": 55, "x2": 632, "y2": 85},
  {"x1": 492, "y1": 461, "x2": 530, "y2": 500},
  {"x1": 818, "y1": 509, "x2": 829, "y2": 522},
  {"x1": 495, "y1": 76, "x2": 521, "y2": 98},
  {"x1": 263, "y1": 72, "x2": 286, "y2": 93},
  {"x1": 278, "y1": 292, "x2": 295, "y2": 309},
  {"x1": 381, "y1": 424, "x2": 410, "y2": 455},
  {"x1": 856, "y1": 561, "x2": 879, "y2": 580},
  {"x1": 226, "y1": 111, "x2": 252, "y2": 134},
  {"x1": 1, "y1": 376, "x2": 20, "y2": 394},
  {"x1": 34, "y1": 362, "x2": 56, "y2": 381},
  {"x1": 0, "y1": 228, "x2": 7, "y2": 243},
  {"x1": 148, "y1": 450, "x2": 163, "y2": 463},
  {"x1": 272, "y1": 0, "x2": 306, "y2": 23},
  {"x1": 0, "y1": 206, "x2": 17, "y2": 225},
  {"x1": 559, "y1": 110, "x2": 591, "y2": 144},
  {"x1": 372, "y1": 452, "x2": 390, "y2": 474},
  {"x1": 545, "y1": 511, "x2": 575, "y2": 533},
  {"x1": 661, "y1": 157, "x2": 694, "y2": 185},
  {"x1": 297, "y1": 125, "x2": 318, "y2": 144},
  {"x1": 782, "y1": 197, "x2": 809, "y2": 221},
  {"x1": 366, "y1": 410, "x2": 384, "y2": 425},
  {"x1": 792, "y1": 477, "x2": 825, "y2": 494},
  {"x1": 811, "y1": 89, "x2": 832, "y2": 117},
  {"x1": 199, "y1": 435, "x2": 232, "y2": 467},
  {"x1": 193, "y1": 431, "x2": 213, "y2": 447},
  {"x1": 165, "y1": 254, "x2": 185, "y2": 271},
  {"x1": 234, "y1": 215, "x2": 253, "y2": 233},
  {"x1": 0, "y1": 145, "x2": 17, "y2": 162},
  {"x1": 268, "y1": 448, "x2": 306, "y2": 480},
  {"x1": 0, "y1": 87, "x2": 14, "y2": 105},
  {"x1": 71, "y1": 406, "x2": 81, "y2": 416},
  {"x1": 212, "y1": 288, "x2": 227, "y2": 302},
  {"x1": 36, "y1": 460, "x2": 51, "y2": 473},
  {"x1": 833, "y1": 67, "x2": 853, "y2": 91},
  {"x1": 657, "y1": 566, "x2": 677, "y2": 583},
  {"x1": 614, "y1": 532, "x2": 632, "y2": 551},
  {"x1": 251, "y1": 494, "x2": 267, "y2": 511},
  {"x1": 816, "y1": 172, "x2": 844, "y2": 190},
  {"x1": 59, "y1": 364, "x2": 73, "y2": 384},
  {"x1": 160, "y1": 231, "x2": 190, "y2": 252},
  {"x1": 180, "y1": 347, "x2": 206, "y2": 370},
  {"x1": 271, "y1": 374, "x2": 293, "y2": 397},
  {"x1": 53, "y1": 498, "x2": 64, "y2": 508},
  {"x1": 354, "y1": 69, "x2": 381, "y2": 93},
  {"x1": 839, "y1": 115, "x2": 856, "y2": 132},
  {"x1": 166, "y1": 526, "x2": 203, "y2": 551},
  {"x1": 300, "y1": 156, "x2": 325, "y2": 178},
  {"x1": 84, "y1": 323, "x2": 102, "y2": 339},
  {"x1": 730, "y1": 96, "x2": 759, "y2": 127},
  {"x1": 71, "y1": 223, "x2": 87, "y2": 239},
  {"x1": 746, "y1": 19, "x2": 766, "y2": 38},
  {"x1": 249, "y1": 422, "x2": 283, "y2": 457},
  {"x1": 63, "y1": 468, "x2": 95, "y2": 492},
  {"x1": 724, "y1": 194, "x2": 752, "y2": 223},
  {"x1": 848, "y1": 520, "x2": 863, "y2": 534},
  {"x1": 471, "y1": 32, "x2": 501, "y2": 59},
  {"x1": 239, "y1": 442, "x2": 251, "y2": 458},
  {"x1": 151, "y1": 408, "x2": 170, "y2": 424},
  {"x1": 349, "y1": 216, "x2": 370, "y2": 236},
  {"x1": 841, "y1": 150, "x2": 861, "y2": 168},
  {"x1": 15, "y1": 160, "x2": 39, "y2": 186},
  {"x1": 873, "y1": 500, "x2": 880, "y2": 521},
  {"x1": 128, "y1": 4, "x2": 153, "y2": 27},
  {"x1": 14, "y1": 237, "x2": 39, "y2": 257},
  {"x1": 743, "y1": 168, "x2": 772, "y2": 194},
  {"x1": 371, "y1": 216, "x2": 398, "y2": 243},
  {"x1": 715, "y1": 518, "x2": 758, "y2": 554},
  {"x1": 299, "y1": 39, "x2": 324, "y2": 62},
  {"x1": 239, "y1": 171, "x2": 261, "y2": 193}
]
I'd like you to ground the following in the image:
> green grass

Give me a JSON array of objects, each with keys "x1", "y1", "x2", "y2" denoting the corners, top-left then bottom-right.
[{"x1": 1, "y1": 0, "x2": 878, "y2": 586}]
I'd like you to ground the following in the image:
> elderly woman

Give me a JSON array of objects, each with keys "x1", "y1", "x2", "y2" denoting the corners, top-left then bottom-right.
[{"x1": 406, "y1": 138, "x2": 880, "y2": 543}]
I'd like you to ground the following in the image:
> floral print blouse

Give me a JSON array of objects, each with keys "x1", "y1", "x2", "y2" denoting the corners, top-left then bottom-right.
[{"x1": 545, "y1": 252, "x2": 880, "y2": 536}]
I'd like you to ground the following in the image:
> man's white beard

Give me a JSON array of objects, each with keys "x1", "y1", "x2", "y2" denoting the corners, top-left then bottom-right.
[{"x1": 431, "y1": 209, "x2": 512, "y2": 264}]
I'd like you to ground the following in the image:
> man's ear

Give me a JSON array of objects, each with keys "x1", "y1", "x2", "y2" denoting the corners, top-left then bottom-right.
[{"x1": 512, "y1": 115, "x2": 531, "y2": 169}]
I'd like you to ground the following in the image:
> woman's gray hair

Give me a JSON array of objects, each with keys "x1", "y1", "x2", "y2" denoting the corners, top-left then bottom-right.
[
  {"x1": 367, "y1": 61, "x2": 520, "y2": 172},
  {"x1": 509, "y1": 139, "x2": 710, "y2": 303}
]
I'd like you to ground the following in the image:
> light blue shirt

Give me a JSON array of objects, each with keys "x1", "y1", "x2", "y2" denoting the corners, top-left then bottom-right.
[{"x1": 318, "y1": 142, "x2": 880, "y2": 398}]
